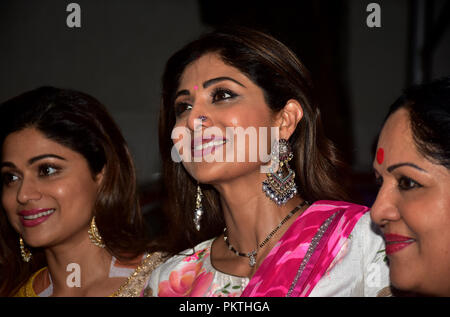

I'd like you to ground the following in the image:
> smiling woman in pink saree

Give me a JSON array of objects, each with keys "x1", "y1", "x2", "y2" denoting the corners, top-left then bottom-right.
[{"x1": 149, "y1": 27, "x2": 390, "y2": 297}]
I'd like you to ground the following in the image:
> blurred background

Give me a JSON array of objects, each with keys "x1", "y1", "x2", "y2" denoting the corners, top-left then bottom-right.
[{"x1": 1, "y1": 0, "x2": 449, "y2": 237}]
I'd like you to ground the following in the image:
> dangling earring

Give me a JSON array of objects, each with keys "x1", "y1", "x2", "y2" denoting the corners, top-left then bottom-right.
[
  {"x1": 193, "y1": 184, "x2": 204, "y2": 231},
  {"x1": 262, "y1": 138, "x2": 298, "y2": 205},
  {"x1": 19, "y1": 236, "x2": 32, "y2": 263},
  {"x1": 88, "y1": 216, "x2": 105, "y2": 248}
]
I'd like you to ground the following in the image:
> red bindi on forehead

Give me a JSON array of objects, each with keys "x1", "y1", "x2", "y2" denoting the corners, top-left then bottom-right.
[{"x1": 376, "y1": 148, "x2": 384, "y2": 164}]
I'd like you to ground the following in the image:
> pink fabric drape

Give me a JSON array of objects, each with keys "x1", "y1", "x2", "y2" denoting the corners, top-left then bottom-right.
[{"x1": 241, "y1": 200, "x2": 368, "y2": 297}]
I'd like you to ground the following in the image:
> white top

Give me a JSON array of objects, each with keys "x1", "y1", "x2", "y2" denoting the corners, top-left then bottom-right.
[{"x1": 148, "y1": 212, "x2": 390, "y2": 297}]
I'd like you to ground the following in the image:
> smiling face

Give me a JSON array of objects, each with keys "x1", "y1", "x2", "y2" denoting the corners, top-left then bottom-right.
[
  {"x1": 172, "y1": 53, "x2": 280, "y2": 185},
  {"x1": 371, "y1": 108, "x2": 450, "y2": 296},
  {"x1": 1, "y1": 128, "x2": 103, "y2": 248}
]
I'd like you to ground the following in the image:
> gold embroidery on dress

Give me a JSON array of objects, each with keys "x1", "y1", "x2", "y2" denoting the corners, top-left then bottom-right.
[
  {"x1": 15, "y1": 252, "x2": 164, "y2": 297},
  {"x1": 111, "y1": 252, "x2": 164, "y2": 297},
  {"x1": 376, "y1": 286, "x2": 393, "y2": 297}
]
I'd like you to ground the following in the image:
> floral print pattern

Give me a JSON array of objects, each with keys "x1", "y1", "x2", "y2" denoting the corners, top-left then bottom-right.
[
  {"x1": 155, "y1": 242, "x2": 248, "y2": 297},
  {"x1": 158, "y1": 259, "x2": 214, "y2": 297},
  {"x1": 149, "y1": 208, "x2": 390, "y2": 297},
  {"x1": 210, "y1": 282, "x2": 243, "y2": 297}
]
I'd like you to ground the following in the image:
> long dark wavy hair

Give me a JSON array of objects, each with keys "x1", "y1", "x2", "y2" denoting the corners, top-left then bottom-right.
[
  {"x1": 0, "y1": 87, "x2": 155, "y2": 296},
  {"x1": 158, "y1": 27, "x2": 351, "y2": 254}
]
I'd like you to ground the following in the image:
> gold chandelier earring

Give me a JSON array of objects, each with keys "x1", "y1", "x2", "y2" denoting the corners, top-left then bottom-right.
[
  {"x1": 88, "y1": 216, "x2": 105, "y2": 248},
  {"x1": 19, "y1": 236, "x2": 32, "y2": 263}
]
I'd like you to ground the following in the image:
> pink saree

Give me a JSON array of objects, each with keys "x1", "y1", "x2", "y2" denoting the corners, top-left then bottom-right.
[{"x1": 241, "y1": 200, "x2": 369, "y2": 297}]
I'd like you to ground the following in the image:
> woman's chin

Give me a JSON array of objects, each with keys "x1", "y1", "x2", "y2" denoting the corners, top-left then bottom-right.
[
  {"x1": 186, "y1": 162, "x2": 263, "y2": 185},
  {"x1": 22, "y1": 235, "x2": 51, "y2": 249},
  {"x1": 390, "y1": 272, "x2": 445, "y2": 297}
]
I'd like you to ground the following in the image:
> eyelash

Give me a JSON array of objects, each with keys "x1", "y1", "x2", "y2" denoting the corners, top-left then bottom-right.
[
  {"x1": 1, "y1": 164, "x2": 61, "y2": 186},
  {"x1": 174, "y1": 102, "x2": 192, "y2": 117},
  {"x1": 374, "y1": 175, "x2": 422, "y2": 191},
  {"x1": 38, "y1": 164, "x2": 61, "y2": 177},
  {"x1": 1, "y1": 172, "x2": 19, "y2": 186},
  {"x1": 210, "y1": 87, "x2": 238, "y2": 103},
  {"x1": 174, "y1": 87, "x2": 239, "y2": 117},
  {"x1": 397, "y1": 176, "x2": 422, "y2": 191}
]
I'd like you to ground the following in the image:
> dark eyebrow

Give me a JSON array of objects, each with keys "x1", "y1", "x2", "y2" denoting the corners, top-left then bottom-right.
[
  {"x1": 387, "y1": 162, "x2": 427, "y2": 173},
  {"x1": 26, "y1": 154, "x2": 66, "y2": 166},
  {"x1": 28, "y1": 154, "x2": 66, "y2": 165},
  {"x1": 1, "y1": 154, "x2": 66, "y2": 170},
  {"x1": 174, "y1": 89, "x2": 190, "y2": 99},
  {"x1": 0, "y1": 162, "x2": 15, "y2": 169},
  {"x1": 203, "y1": 77, "x2": 246, "y2": 89},
  {"x1": 174, "y1": 77, "x2": 246, "y2": 100}
]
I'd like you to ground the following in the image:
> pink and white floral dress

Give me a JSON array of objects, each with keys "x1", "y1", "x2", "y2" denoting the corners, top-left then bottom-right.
[{"x1": 148, "y1": 201, "x2": 390, "y2": 297}]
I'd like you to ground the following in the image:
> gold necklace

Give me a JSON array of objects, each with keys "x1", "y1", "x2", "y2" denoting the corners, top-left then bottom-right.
[{"x1": 223, "y1": 201, "x2": 309, "y2": 267}]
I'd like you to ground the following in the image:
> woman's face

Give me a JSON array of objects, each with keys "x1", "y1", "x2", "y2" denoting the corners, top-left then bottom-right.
[
  {"x1": 172, "y1": 53, "x2": 279, "y2": 184},
  {"x1": 371, "y1": 108, "x2": 450, "y2": 296},
  {"x1": 1, "y1": 128, "x2": 103, "y2": 248}
]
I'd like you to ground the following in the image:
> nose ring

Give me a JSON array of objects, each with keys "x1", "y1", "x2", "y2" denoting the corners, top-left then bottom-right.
[{"x1": 198, "y1": 115, "x2": 207, "y2": 122}]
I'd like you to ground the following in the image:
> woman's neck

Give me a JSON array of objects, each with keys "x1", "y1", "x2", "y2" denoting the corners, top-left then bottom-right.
[
  {"x1": 209, "y1": 169, "x2": 306, "y2": 278},
  {"x1": 42, "y1": 232, "x2": 112, "y2": 296},
  {"x1": 214, "y1": 170, "x2": 305, "y2": 255}
]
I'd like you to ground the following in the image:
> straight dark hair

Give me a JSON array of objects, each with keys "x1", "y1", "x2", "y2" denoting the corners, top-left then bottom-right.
[
  {"x1": 384, "y1": 76, "x2": 450, "y2": 168},
  {"x1": 0, "y1": 87, "x2": 154, "y2": 296},
  {"x1": 158, "y1": 27, "x2": 351, "y2": 254}
]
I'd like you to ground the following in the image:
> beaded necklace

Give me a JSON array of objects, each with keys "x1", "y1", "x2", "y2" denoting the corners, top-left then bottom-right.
[{"x1": 223, "y1": 200, "x2": 309, "y2": 267}]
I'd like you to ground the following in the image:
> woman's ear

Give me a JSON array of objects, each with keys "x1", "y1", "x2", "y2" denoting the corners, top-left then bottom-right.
[
  {"x1": 277, "y1": 99, "x2": 304, "y2": 139},
  {"x1": 94, "y1": 166, "x2": 105, "y2": 187}
]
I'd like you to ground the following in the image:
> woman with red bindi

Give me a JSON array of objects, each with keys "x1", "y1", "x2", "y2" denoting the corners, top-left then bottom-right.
[{"x1": 371, "y1": 77, "x2": 450, "y2": 296}]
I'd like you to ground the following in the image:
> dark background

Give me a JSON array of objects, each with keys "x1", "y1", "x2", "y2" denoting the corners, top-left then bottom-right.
[{"x1": 1, "y1": 0, "x2": 449, "y2": 236}]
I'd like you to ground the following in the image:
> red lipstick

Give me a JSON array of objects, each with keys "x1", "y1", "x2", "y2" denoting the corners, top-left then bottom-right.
[
  {"x1": 18, "y1": 208, "x2": 56, "y2": 227},
  {"x1": 384, "y1": 233, "x2": 416, "y2": 255}
]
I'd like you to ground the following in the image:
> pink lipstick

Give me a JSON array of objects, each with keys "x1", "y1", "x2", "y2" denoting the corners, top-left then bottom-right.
[
  {"x1": 384, "y1": 233, "x2": 416, "y2": 255},
  {"x1": 19, "y1": 208, "x2": 56, "y2": 227}
]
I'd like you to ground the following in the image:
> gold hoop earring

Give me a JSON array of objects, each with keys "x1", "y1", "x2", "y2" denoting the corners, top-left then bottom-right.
[
  {"x1": 19, "y1": 236, "x2": 32, "y2": 263},
  {"x1": 88, "y1": 216, "x2": 105, "y2": 248}
]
